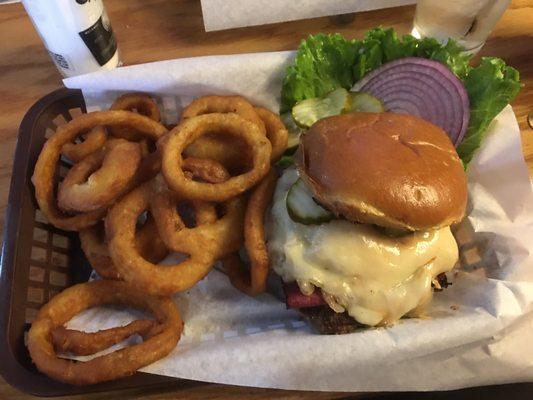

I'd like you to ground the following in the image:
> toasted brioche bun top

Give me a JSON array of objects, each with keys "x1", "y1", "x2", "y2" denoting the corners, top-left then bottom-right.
[{"x1": 296, "y1": 112, "x2": 467, "y2": 231}]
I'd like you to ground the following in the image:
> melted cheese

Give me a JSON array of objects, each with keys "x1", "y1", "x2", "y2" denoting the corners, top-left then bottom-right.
[{"x1": 267, "y1": 169, "x2": 459, "y2": 327}]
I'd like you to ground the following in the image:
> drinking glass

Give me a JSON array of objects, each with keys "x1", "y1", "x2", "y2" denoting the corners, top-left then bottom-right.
[{"x1": 412, "y1": 0, "x2": 511, "y2": 54}]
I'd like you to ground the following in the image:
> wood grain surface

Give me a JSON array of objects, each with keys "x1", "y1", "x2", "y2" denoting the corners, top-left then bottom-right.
[{"x1": 0, "y1": 0, "x2": 532, "y2": 399}]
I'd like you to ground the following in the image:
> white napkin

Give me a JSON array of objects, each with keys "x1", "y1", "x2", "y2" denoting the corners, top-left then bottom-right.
[
  {"x1": 200, "y1": 0, "x2": 417, "y2": 32},
  {"x1": 64, "y1": 52, "x2": 533, "y2": 391}
]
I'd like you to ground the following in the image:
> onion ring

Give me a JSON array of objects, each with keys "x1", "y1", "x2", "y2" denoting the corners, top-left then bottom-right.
[
  {"x1": 106, "y1": 182, "x2": 219, "y2": 295},
  {"x1": 51, "y1": 319, "x2": 156, "y2": 356},
  {"x1": 58, "y1": 139, "x2": 142, "y2": 213},
  {"x1": 182, "y1": 157, "x2": 231, "y2": 183},
  {"x1": 79, "y1": 222, "x2": 118, "y2": 279},
  {"x1": 161, "y1": 113, "x2": 271, "y2": 202},
  {"x1": 191, "y1": 201, "x2": 218, "y2": 224},
  {"x1": 222, "y1": 169, "x2": 278, "y2": 295},
  {"x1": 182, "y1": 95, "x2": 266, "y2": 173},
  {"x1": 27, "y1": 280, "x2": 182, "y2": 386},
  {"x1": 181, "y1": 95, "x2": 265, "y2": 134},
  {"x1": 139, "y1": 139, "x2": 223, "y2": 225},
  {"x1": 61, "y1": 126, "x2": 107, "y2": 163},
  {"x1": 134, "y1": 215, "x2": 170, "y2": 264},
  {"x1": 80, "y1": 216, "x2": 168, "y2": 280},
  {"x1": 150, "y1": 175, "x2": 244, "y2": 259},
  {"x1": 184, "y1": 135, "x2": 251, "y2": 174},
  {"x1": 139, "y1": 139, "x2": 152, "y2": 157},
  {"x1": 109, "y1": 93, "x2": 161, "y2": 141},
  {"x1": 167, "y1": 156, "x2": 229, "y2": 229},
  {"x1": 130, "y1": 146, "x2": 163, "y2": 187},
  {"x1": 181, "y1": 157, "x2": 227, "y2": 224},
  {"x1": 32, "y1": 110, "x2": 167, "y2": 231},
  {"x1": 254, "y1": 107, "x2": 289, "y2": 163}
]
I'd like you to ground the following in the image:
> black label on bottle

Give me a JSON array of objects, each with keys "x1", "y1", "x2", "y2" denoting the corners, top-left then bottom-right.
[{"x1": 78, "y1": 15, "x2": 117, "y2": 66}]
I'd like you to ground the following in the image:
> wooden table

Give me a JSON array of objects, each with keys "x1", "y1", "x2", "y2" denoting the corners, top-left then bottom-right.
[{"x1": 0, "y1": 0, "x2": 532, "y2": 399}]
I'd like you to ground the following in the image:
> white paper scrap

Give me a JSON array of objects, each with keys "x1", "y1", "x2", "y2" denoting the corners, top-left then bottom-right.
[{"x1": 200, "y1": 0, "x2": 417, "y2": 32}]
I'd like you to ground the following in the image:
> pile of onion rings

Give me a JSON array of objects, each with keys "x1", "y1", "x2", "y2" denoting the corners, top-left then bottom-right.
[{"x1": 29, "y1": 93, "x2": 287, "y2": 385}]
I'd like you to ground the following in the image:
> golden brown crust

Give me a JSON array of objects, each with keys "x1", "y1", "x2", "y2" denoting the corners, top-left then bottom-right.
[
  {"x1": 61, "y1": 125, "x2": 108, "y2": 162},
  {"x1": 254, "y1": 107, "x2": 288, "y2": 163},
  {"x1": 31, "y1": 110, "x2": 167, "y2": 231},
  {"x1": 51, "y1": 320, "x2": 156, "y2": 356},
  {"x1": 223, "y1": 169, "x2": 278, "y2": 296},
  {"x1": 109, "y1": 93, "x2": 161, "y2": 141},
  {"x1": 57, "y1": 139, "x2": 142, "y2": 213},
  {"x1": 27, "y1": 280, "x2": 182, "y2": 386},
  {"x1": 79, "y1": 217, "x2": 168, "y2": 280},
  {"x1": 181, "y1": 95, "x2": 266, "y2": 173},
  {"x1": 297, "y1": 112, "x2": 467, "y2": 230}
]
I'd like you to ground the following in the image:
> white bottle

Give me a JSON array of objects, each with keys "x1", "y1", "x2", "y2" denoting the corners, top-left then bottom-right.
[{"x1": 22, "y1": 0, "x2": 120, "y2": 77}]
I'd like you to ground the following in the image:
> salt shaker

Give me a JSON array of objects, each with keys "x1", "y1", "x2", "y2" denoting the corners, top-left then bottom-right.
[{"x1": 22, "y1": 0, "x2": 120, "y2": 77}]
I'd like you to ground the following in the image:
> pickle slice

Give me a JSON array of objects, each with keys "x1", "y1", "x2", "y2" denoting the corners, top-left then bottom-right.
[
  {"x1": 347, "y1": 91, "x2": 385, "y2": 113},
  {"x1": 291, "y1": 88, "x2": 350, "y2": 129},
  {"x1": 280, "y1": 112, "x2": 304, "y2": 153},
  {"x1": 286, "y1": 179, "x2": 334, "y2": 225}
]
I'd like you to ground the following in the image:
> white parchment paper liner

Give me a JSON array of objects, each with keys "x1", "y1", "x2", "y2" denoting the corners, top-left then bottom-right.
[{"x1": 64, "y1": 52, "x2": 533, "y2": 391}]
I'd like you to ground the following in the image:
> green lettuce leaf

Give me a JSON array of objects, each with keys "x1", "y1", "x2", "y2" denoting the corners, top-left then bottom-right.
[
  {"x1": 280, "y1": 34, "x2": 360, "y2": 113},
  {"x1": 457, "y1": 57, "x2": 522, "y2": 164},
  {"x1": 280, "y1": 27, "x2": 521, "y2": 166},
  {"x1": 352, "y1": 28, "x2": 471, "y2": 81}
]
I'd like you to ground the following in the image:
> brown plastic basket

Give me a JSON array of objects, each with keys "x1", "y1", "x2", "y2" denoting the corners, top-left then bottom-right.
[
  {"x1": 3, "y1": 88, "x2": 533, "y2": 399},
  {"x1": 0, "y1": 88, "x2": 181, "y2": 396}
]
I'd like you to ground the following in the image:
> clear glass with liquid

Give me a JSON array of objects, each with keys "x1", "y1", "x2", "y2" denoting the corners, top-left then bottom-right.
[{"x1": 412, "y1": 0, "x2": 511, "y2": 54}]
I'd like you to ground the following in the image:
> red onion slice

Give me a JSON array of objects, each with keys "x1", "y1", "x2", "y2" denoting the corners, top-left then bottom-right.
[
  {"x1": 374, "y1": 81, "x2": 452, "y2": 136},
  {"x1": 359, "y1": 67, "x2": 461, "y2": 139},
  {"x1": 361, "y1": 69, "x2": 456, "y2": 131},
  {"x1": 375, "y1": 82, "x2": 446, "y2": 130},
  {"x1": 352, "y1": 57, "x2": 470, "y2": 146}
]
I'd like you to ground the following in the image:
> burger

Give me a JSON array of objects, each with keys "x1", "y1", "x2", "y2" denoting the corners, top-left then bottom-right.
[{"x1": 267, "y1": 112, "x2": 468, "y2": 334}]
